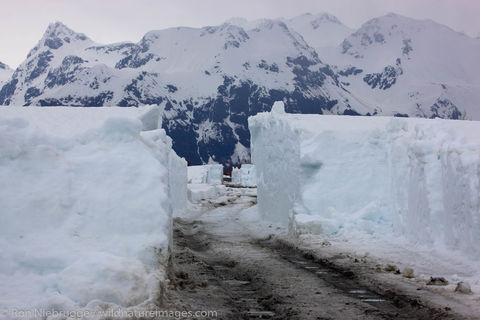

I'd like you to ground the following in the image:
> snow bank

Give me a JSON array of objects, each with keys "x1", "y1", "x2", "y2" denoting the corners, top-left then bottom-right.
[
  {"x1": 0, "y1": 106, "x2": 187, "y2": 316},
  {"x1": 231, "y1": 164, "x2": 257, "y2": 187},
  {"x1": 249, "y1": 107, "x2": 480, "y2": 259},
  {"x1": 187, "y1": 184, "x2": 226, "y2": 202},
  {"x1": 187, "y1": 164, "x2": 225, "y2": 203},
  {"x1": 187, "y1": 164, "x2": 223, "y2": 184}
]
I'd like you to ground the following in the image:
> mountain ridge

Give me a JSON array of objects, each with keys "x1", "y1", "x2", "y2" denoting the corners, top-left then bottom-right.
[{"x1": 1, "y1": 13, "x2": 479, "y2": 164}]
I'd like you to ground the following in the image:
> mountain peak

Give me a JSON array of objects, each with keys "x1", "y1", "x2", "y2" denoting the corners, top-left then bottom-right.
[
  {"x1": 312, "y1": 12, "x2": 342, "y2": 25},
  {"x1": 362, "y1": 12, "x2": 414, "y2": 27},
  {"x1": 45, "y1": 21, "x2": 75, "y2": 37},
  {"x1": 285, "y1": 12, "x2": 353, "y2": 49},
  {"x1": 364, "y1": 12, "x2": 449, "y2": 30},
  {"x1": 289, "y1": 12, "x2": 344, "y2": 25},
  {"x1": 41, "y1": 21, "x2": 89, "y2": 49},
  {"x1": 385, "y1": 12, "x2": 400, "y2": 18}
]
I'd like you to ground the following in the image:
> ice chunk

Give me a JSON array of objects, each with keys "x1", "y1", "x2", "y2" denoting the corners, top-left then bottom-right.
[
  {"x1": 207, "y1": 164, "x2": 223, "y2": 184},
  {"x1": 232, "y1": 167, "x2": 241, "y2": 185}
]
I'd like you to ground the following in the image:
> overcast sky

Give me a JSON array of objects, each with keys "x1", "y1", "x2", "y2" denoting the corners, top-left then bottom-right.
[{"x1": 1, "y1": 0, "x2": 479, "y2": 68}]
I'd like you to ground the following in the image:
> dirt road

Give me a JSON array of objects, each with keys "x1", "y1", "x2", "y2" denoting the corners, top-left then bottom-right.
[{"x1": 164, "y1": 187, "x2": 469, "y2": 320}]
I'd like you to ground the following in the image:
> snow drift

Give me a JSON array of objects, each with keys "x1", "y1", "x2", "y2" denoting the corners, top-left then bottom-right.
[
  {"x1": 249, "y1": 105, "x2": 480, "y2": 259},
  {"x1": 0, "y1": 106, "x2": 187, "y2": 315}
]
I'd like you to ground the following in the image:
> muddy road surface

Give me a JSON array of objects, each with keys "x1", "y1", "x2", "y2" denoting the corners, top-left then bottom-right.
[{"x1": 164, "y1": 187, "x2": 468, "y2": 320}]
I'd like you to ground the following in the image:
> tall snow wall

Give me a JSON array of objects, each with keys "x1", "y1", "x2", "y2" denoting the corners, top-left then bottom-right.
[
  {"x1": 0, "y1": 106, "x2": 187, "y2": 314},
  {"x1": 231, "y1": 164, "x2": 257, "y2": 187},
  {"x1": 249, "y1": 109, "x2": 480, "y2": 259}
]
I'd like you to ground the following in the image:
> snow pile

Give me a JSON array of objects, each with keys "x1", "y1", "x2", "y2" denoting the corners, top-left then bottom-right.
[
  {"x1": 187, "y1": 164, "x2": 224, "y2": 203},
  {"x1": 231, "y1": 164, "x2": 257, "y2": 187},
  {"x1": 188, "y1": 184, "x2": 226, "y2": 203},
  {"x1": 249, "y1": 106, "x2": 480, "y2": 259},
  {"x1": 187, "y1": 164, "x2": 223, "y2": 185},
  {"x1": 0, "y1": 106, "x2": 186, "y2": 315}
]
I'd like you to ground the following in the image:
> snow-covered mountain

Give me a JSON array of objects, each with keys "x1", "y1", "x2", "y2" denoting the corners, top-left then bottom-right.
[
  {"x1": 228, "y1": 13, "x2": 354, "y2": 52},
  {"x1": 283, "y1": 13, "x2": 354, "y2": 50},
  {"x1": 1, "y1": 13, "x2": 479, "y2": 164},
  {"x1": 0, "y1": 20, "x2": 360, "y2": 165},
  {"x1": 328, "y1": 13, "x2": 480, "y2": 119},
  {"x1": 0, "y1": 61, "x2": 13, "y2": 87}
]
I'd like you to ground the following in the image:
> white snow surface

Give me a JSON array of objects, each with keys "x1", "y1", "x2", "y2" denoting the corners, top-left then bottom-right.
[
  {"x1": 0, "y1": 106, "x2": 187, "y2": 317},
  {"x1": 249, "y1": 108, "x2": 480, "y2": 260}
]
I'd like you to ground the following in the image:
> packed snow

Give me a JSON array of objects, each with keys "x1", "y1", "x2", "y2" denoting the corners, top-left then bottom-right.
[
  {"x1": 231, "y1": 164, "x2": 256, "y2": 187},
  {"x1": 187, "y1": 183, "x2": 227, "y2": 203},
  {"x1": 187, "y1": 164, "x2": 223, "y2": 185},
  {"x1": 0, "y1": 106, "x2": 187, "y2": 317},
  {"x1": 249, "y1": 104, "x2": 480, "y2": 260},
  {"x1": 186, "y1": 165, "x2": 226, "y2": 203}
]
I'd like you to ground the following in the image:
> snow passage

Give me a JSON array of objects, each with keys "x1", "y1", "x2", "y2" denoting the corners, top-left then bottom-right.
[
  {"x1": 249, "y1": 105, "x2": 480, "y2": 260},
  {"x1": 0, "y1": 106, "x2": 187, "y2": 314}
]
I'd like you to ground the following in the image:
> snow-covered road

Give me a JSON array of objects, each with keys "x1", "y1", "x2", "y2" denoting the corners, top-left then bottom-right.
[{"x1": 165, "y1": 187, "x2": 470, "y2": 320}]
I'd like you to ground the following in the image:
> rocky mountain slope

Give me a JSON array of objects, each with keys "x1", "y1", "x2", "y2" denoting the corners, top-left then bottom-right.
[
  {"x1": 0, "y1": 61, "x2": 13, "y2": 87},
  {"x1": 0, "y1": 20, "x2": 361, "y2": 164},
  {"x1": 324, "y1": 13, "x2": 480, "y2": 119},
  {"x1": 1, "y1": 13, "x2": 479, "y2": 164}
]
